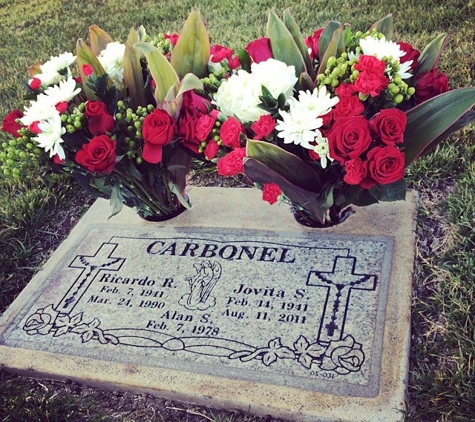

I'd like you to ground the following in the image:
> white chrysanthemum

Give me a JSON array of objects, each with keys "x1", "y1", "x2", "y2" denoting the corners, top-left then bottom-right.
[
  {"x1": 34, "y1": 113, "x2": 66, "y2": 159},
  {"x1": 38, "y1": 52, "x2": 76, "y2": 86},
  {"x1": 275, "y1": 109, "x2": 323, "y2": 150},
  {"x1": 214, "y1": 59, "x2": 298, "y2": 123},
  {"x1": 250, "y1": 58, "x2": 298, "y2": 100},
  {"x1": 359, "y1": 36, "x2": 406, "y2": 61},
  {"x1": 292, "y1": 86, "x2": 340, "y2": 117},
  {"x1": 98, "y1": 42, "x2": 126, "y2": 82},
  {"x1": 396, "y1": 60, "x2": 413, "y2": 79},
  {"x1": 313, "y1": 137, "x2": 333, "y2": 169},
  {"x1": 213, "y1": 69, "x2": 265, "y2": 122},
  {"x1": 43, "y1": 77, "x2": 81, "y2": 104},
  {"x1": 20, "y1": 96, "x2": 58, "y2": 126}
]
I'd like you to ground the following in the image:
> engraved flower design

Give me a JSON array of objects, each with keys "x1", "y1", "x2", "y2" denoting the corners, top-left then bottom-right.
[
  {"x1": 53, "y1": 312, "x2": 85, "y2": 337},
  {"x1": 320, "y1": 334, "x2": 365, "y2": 374},
  {"x1": 261, "y1": 337, "x2": 295, "y2": 366},
  {"x1": 293, "y1": 335, "x2": 326, "y2": 369},
  {"x1": 23, "y1": 304, "x2": 58, "y2": 335}
]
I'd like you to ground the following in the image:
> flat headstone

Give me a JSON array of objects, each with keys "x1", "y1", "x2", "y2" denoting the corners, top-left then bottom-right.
[{"x1": 0, "y1": 187, "x2": 417, "y2": 422}]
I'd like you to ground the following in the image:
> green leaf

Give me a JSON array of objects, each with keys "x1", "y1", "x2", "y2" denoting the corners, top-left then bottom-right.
[
  {"x1": 267, "y1": 10, "x2": 306, "y2": 77},
  {"x1": 134, "y1": 42, "x2": 179, "y2": 105},
  {"x1": 244, "y1": 157, "x2": 327, "y2": 223},
  {"x1": 404, "y1": 88, "x2": 475, "y2": 166},
  {"x1": 369, "y1": 179, "x2": 407, "y2": 202},
  {"x1": 317, "y1": 22, "x2": 344, "y2": 75},
  {"x1": 170, "y1": 10, "x2": 210, "y2": 79},
  {"x1": 282, "y1": 8, "x2": 315, "y2": 79},
  {"x1": 76, "y1": 39, "x2": 109, "y2": 100},
  {"x1": 168, "y1": 181, "x2": 191, "y2": 209},
  {"x1": 123, "y1": 36, "x2": 147, "y2": 109},
  {"x1": 340, "y1": 184, "x2": 379, "y2": 207},
  {"x1": 88, "y1": 25, "x2": 114, "y2": 56},
  {"x1": 162, "y1": 73, "x2": 203, "y2": 120},
  {"x1": 246, "y1": 140, "x2": 322, "y2": 192},
  {"x1": 109, "y1": 183, "x2": 124, "y2": 218},
  {"x1": 369, "y1": 14, "x2": 393, "y2": 40},
  {"x1": 414, "y1": 33, "x2": 448, "y2": 77}
]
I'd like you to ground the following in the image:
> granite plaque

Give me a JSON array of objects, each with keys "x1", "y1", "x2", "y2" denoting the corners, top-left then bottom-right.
[
  {"x1": 0, "y1": 187, "x2": 417, "y2": 422},
  {"x1": 2, "y1": 226, "x2": 393, "y2": 398}
]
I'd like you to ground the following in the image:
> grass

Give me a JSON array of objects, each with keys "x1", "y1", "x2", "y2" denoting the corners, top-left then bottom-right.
[{"x1": 1, "y1": 0, "x2": 474, "y2": 420}]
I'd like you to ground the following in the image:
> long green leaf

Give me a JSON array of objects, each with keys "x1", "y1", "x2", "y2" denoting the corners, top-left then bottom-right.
[
  {"x1": 88, "y1": 25, "x2": 114, "y2": 56},
  {"x1": 404, "y1": 88, "x2": 475, "y2": 166},
  {"x1": 282, "y1": 9, "x2": 315, "y2": 79},
  {"x1": 123, "y1": 29, "x2": 147, "y2": 109},
  {"x1": 267, "y1": 10, "x2": 306, "y2": 77},
  {"x1": 246, "y1": 140, "x2": 321, "y2": 192},
  {"x1": 317, "y1": 22, "x2": 344, "y2": 75},
  {"x1": 76, "y1": 39, "x2": 109, "y2": 101},
  {"x1": 163, "y1": 73, "x2": 203, "y2": 120},
  {"x1": 414, "y1": 33, "x2": 448, "y2": 77},
  {"x1": 170, "y1": 10, "x2": 210, "y2": 79},
  {"x1": 369, "y1": 14, "x2": 393, "y2": 40},
  {"x1": 244, "y1": 157, "x2": 327, "y2": 223},
  {"x1": 134, "y1": 42, "x2": 179, "y2": 106}
]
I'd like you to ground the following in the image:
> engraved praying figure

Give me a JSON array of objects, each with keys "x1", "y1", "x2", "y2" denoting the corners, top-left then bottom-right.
[{"x1": 179, "y1": 261, "x2": 222, "y2": 310}]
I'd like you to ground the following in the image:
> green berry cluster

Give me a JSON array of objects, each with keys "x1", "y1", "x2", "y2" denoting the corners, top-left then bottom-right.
[
  {"x1": 0, "y1": 130, "x2": 41, "y2": 179},
  {"x1": 61, "y1": 104, "x2": 86, "y2": 134},
  {"x1": 201, "y1": 63, "x2": 232, "y2": 93},
  {"x1": 148, "y1": 33, "x2": 174, "y2": 56},
  {"x1": 115, "y1": 101, "x2": 155, "y2": 165}
]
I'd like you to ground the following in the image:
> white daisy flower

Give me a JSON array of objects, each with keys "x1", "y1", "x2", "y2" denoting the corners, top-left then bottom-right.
[
  {"x1": 43, "y1": 77, "x2": 81, "y2": 104},
  {"x1": 34, "y1": 113, "x2": 66, "y2": 159},
  {"x1": 359, "y1": 35, "x2": 406, "y2": 61},
  {"x1": 20, "y1": 96, "x2": 58, "y2": 126},
  {"x1": 313, "y1": 137, "x2": 333, "y2": 169},
  {"x1": 276, "y1": 109, "x2": 323, "y2": 150}
]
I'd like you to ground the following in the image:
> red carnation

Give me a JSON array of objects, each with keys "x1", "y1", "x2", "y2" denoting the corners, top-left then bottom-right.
[
  {"x1": 251, "y1": 114, "x2": 276, "y2": 140},
  {"x1": 204, "y1": 140, "x2": 220, "y2": 160},
  {"x1": 220, "y1": 117, "x2": 244, "y2": 149},
  {"x1": 262, "y1": 183, "x2": 282, "y2": 205},
  {"x1": 343, "y1": 158, "x2": 367, "y2": 185},
  {"x1": 217, "y1": 148, "x2": 246, "y2": 176},
  {"x1": 210, "y1": 44, "x2": 234, "y2": 63}
]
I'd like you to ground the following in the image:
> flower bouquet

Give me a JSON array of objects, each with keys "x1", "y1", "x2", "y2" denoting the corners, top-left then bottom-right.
[
  {"x1": 208, "y1": 11, "x2": 475, "y2": 226},
  {"x1": 0, "y1": 11, "x2": 237, "y2": 220}
]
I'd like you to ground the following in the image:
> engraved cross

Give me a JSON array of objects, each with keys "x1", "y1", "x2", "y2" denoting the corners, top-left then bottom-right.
[
  {"x1": 307, "y1": 256, "x2": 377, "y2": 343},
  {"x1": 57, "y1": 243, "x2": 125, "y2": 312}
]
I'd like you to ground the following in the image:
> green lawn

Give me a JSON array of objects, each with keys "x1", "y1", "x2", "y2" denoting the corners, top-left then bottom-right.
[{"x1": 1, "y1": 0, "x2": 474, "y2": 420}]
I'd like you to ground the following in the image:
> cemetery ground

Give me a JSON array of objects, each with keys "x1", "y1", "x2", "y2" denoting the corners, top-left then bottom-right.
[{"x1": 1, "y1": 0, "x2": 474, "y2": 420}]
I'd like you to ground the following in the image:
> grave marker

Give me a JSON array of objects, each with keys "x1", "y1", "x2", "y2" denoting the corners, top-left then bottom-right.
[{"x1": 0, "y1": 187, "x2": 417, "y2": 422}]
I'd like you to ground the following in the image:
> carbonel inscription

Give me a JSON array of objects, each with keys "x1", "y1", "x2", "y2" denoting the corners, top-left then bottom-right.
[{"x1": 16, "y1": 228, "x2": 393, "y2": 397}]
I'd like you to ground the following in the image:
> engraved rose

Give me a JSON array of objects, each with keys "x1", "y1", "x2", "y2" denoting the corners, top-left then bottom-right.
[
  {"x1": 23, "y1": 304, "x2": 59, "y2": 335},
  {"x1": 320, "y1": 335, "x2": 365, "y2": 374}
]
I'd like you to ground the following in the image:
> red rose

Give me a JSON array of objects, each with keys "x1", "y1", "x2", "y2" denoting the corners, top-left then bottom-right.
[
  {"x1": 2, "y1": 109, "x2": 25, "y2": 138},
  {"x1": 328, "y1": 116, "x2": 372, "y2": 163},
  {"x1": 220, "y1": 117, "x2": 244, "y2": 148},
  {"x1": 369, "y1": 108, "x2": 407, "y2": 145},
  {"x1": 210, "y1": 44, "x2": 234, "y2": 63},
  {"x1": 397, "y1": 42, "x2": 420, "y2": 70},
  {"x1": 217, "y1": 147, "x2": 246, "y2": 176},
  {"x1": 245, "y1": 37, "x2": 273, "y2": 63},
  {"x1": 141, "y1": 109, "x2": 176, "y2": 163},
  {"x1": 251, "y1": 114, "x2": 276, "y2": 140},
  {"x1": 178, "y1": 110, "x2": 199, "y2": 152},
  {"x1": 343, "y1": 158, "x2": 367, "y2": 185},
  {"x1": 414, "y1": 69, "x2": 449, "y2": 104},
  {"x1": 195, "y1": 113, "x2": 217, "y2": 142},
  {"x1": 305, "y1": 28, "x2": 324, "y2": 60},
  {"x1": 361, "y1": 145, "x2": 405, "y2": 188},
  {"x1": 262, "y1": 183, "x2": 282, "y2": 205},
  {"x1": 75, "y1": 135, "x2": 116, "y2": 174},
  {"x1": 181, "y1": 90, "x2": 211, "y2": 115},
  {"x1": 85, "y1": 101, "x2": 115, "y2": 135},
  {"x1": 204, "y1": 140, "x2": 219, "y2": 160},
  {"x1": 333, "y1": 96, "x2": 364, "y2": 119}
]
